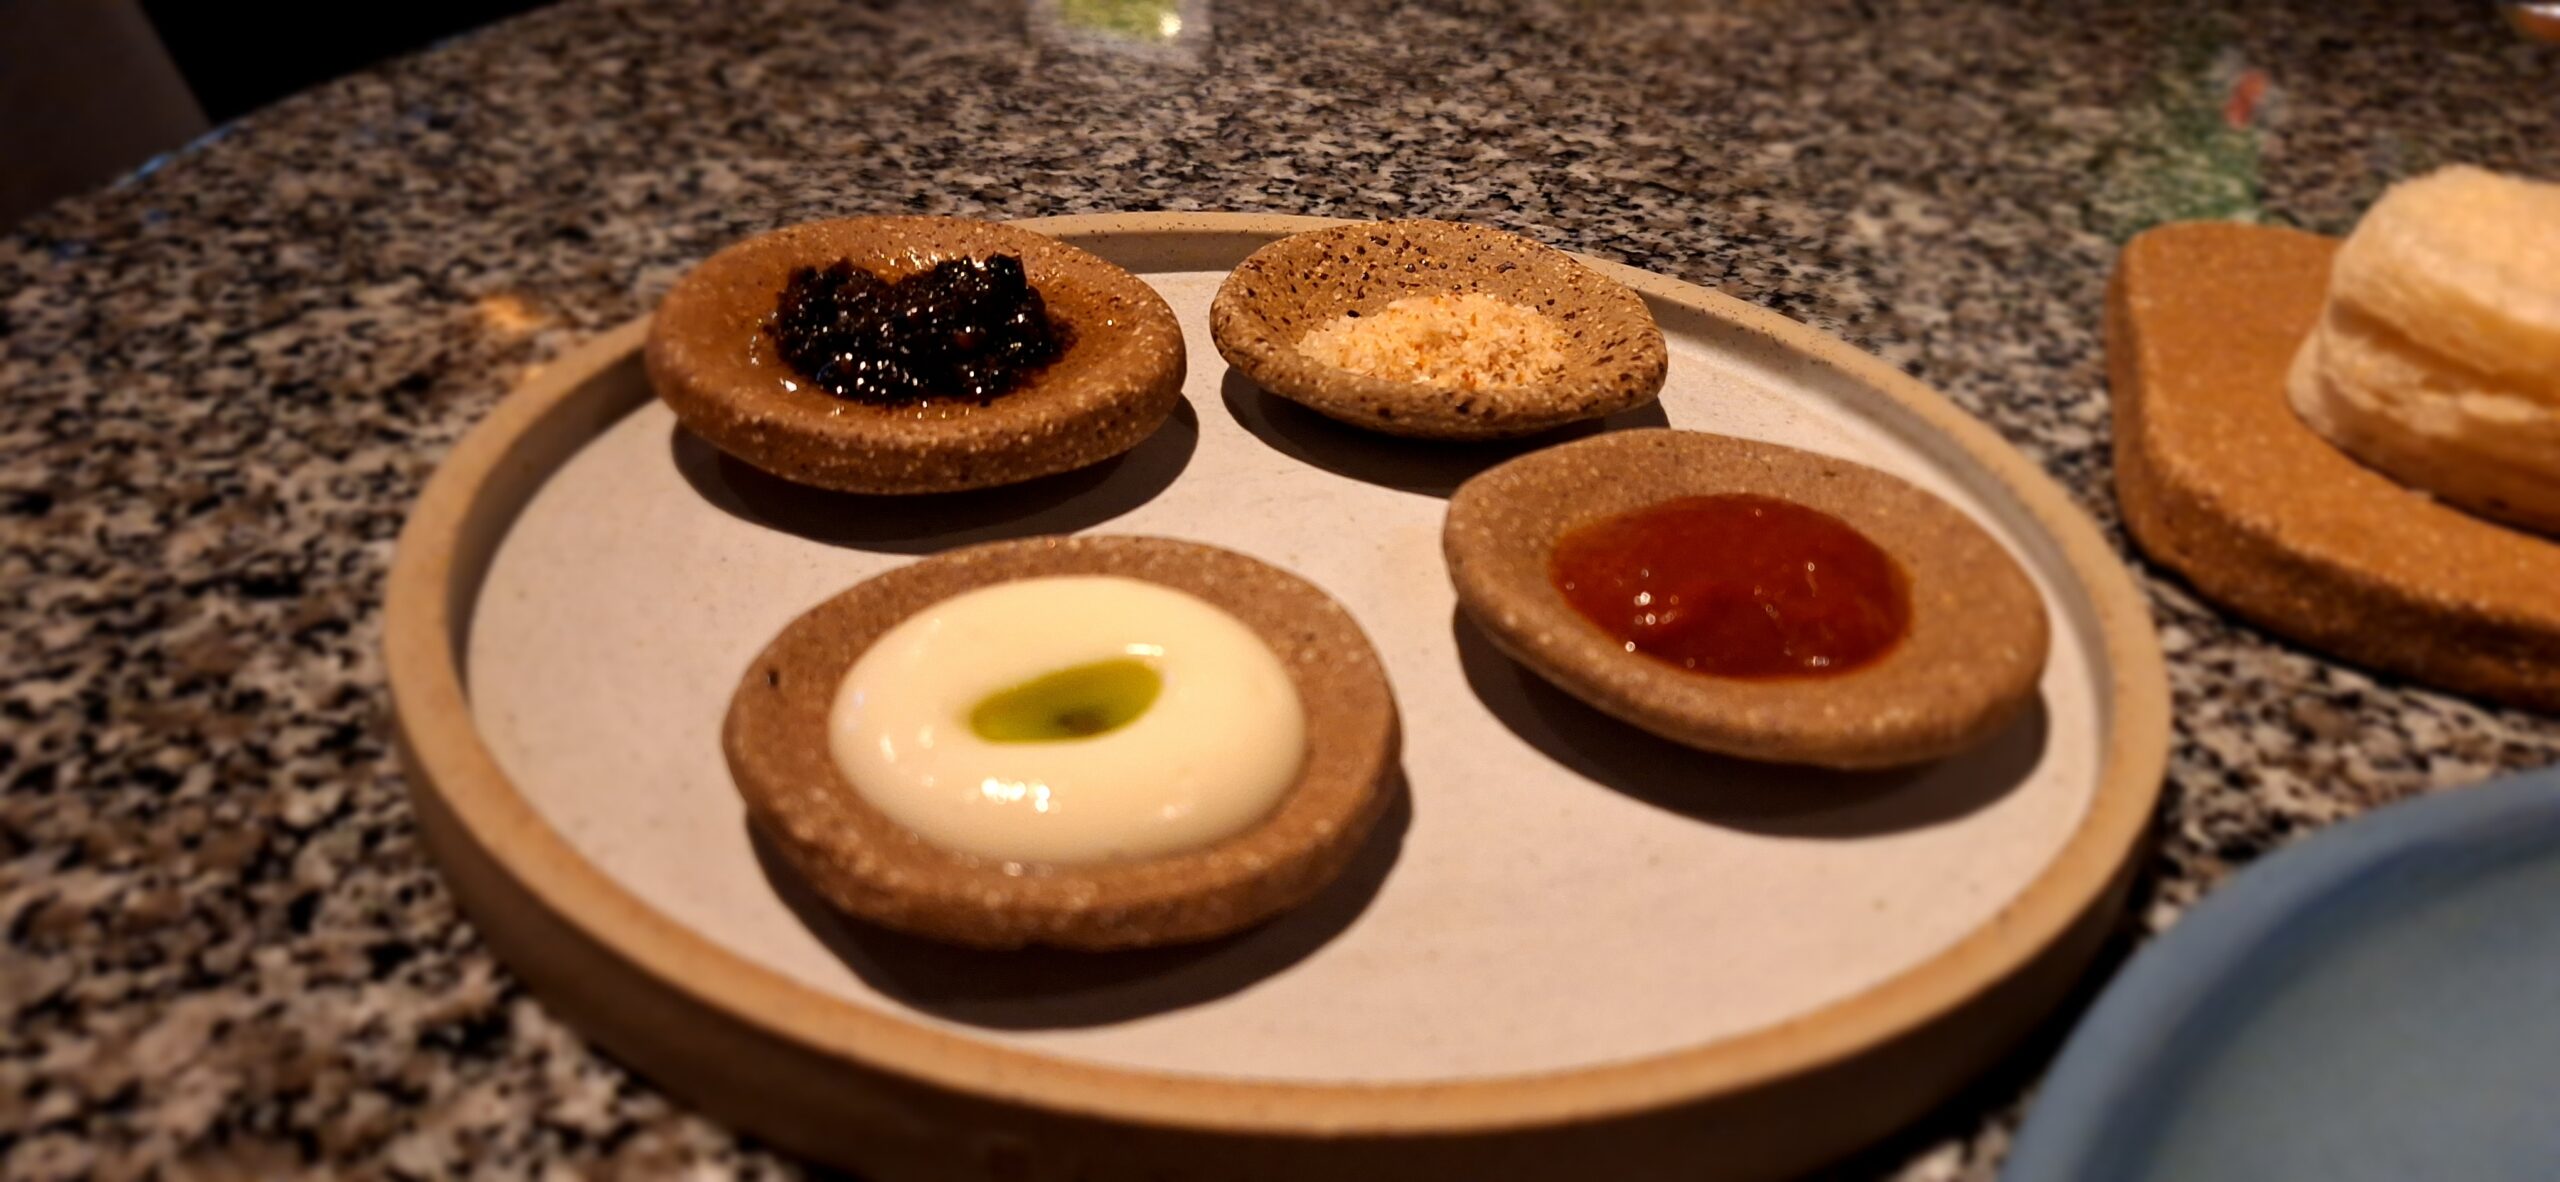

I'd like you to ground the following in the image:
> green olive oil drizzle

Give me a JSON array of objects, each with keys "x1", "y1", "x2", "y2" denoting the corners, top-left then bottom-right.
[{"x1": 967, "y1": 657, "x2": 1163, "y2": 742}]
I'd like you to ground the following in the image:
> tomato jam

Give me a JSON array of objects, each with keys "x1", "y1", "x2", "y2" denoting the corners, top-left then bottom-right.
[{"x1": 1549, "y1": 494, "x2": 1910, "y2": 679}]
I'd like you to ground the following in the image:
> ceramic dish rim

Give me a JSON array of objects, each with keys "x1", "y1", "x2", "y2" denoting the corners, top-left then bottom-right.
[
  {"x1": 2002, "y1": 764, "x2": 2560, "y2": 1181},
  {"x1": 385, "y1": 211, "x2": 2169, "y2": 1137}
]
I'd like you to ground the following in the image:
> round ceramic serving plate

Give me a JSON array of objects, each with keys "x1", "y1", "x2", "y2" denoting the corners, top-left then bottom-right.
[
  {"x1": 2006, "y1": 765, "x2": 2560, "y2": 1182},
  {"x1": 385, "y1": 213, "x2": 2168, "y2": 1181}
]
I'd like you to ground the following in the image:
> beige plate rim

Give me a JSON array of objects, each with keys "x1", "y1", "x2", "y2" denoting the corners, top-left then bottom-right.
[{"x1": 384, "y1": 211, "x2": 2169, "y2": 1138}]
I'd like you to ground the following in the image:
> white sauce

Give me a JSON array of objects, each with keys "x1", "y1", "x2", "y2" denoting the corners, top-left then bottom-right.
[{"x1": 829, "y1": 576, "x2": 1306, "y2": 864}]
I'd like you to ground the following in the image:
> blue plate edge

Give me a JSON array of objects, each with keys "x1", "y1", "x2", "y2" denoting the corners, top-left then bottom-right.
[{"x1": 2002, "y1": 763, "x2": 2560, "y2": 1182}]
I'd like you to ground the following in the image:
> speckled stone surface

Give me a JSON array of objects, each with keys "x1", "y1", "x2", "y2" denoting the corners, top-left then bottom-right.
[{"x1": 2, "y1": 0, "x2": 2555, "y2": 1177}]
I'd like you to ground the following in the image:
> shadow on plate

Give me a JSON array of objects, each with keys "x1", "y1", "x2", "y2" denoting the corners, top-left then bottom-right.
[
  {"x1": 667, "y1": 398, "x2": 1200, "y2": 555},
  {"x1": 1452, "y1": 610, "x2": 2048, "y2": 838},
  {"x1": 748, "y1": 774, "x2": 1412, "y2": 1031},
  {"x1": 1218, "y1": 367, "x2": 1670, "y2": 497}
]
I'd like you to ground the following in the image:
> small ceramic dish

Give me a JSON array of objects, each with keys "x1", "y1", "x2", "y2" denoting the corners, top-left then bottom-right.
[
  {"x1": 1445, "y1": 429, "x2": 2048, "y2": 769},
  {"x1": 723, "y1": 534, "x2": 1401, "y2": 950},
  {"x1": 647, "y1": 216, "x2": 1186, "y2": 494},
  {"x1": 1208, "y1": 219, "x2": 1667, "y2": 440}
]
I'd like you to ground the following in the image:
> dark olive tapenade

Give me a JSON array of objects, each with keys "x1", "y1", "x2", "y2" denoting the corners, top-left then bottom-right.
[{"x1": 769, "y1": 255, "x2": 1070, "y2": 407}]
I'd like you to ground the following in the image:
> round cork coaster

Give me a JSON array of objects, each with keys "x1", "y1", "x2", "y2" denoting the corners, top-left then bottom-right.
[{"x1": 2110, "y1": 221, "x2": 2560, "y2": 713}]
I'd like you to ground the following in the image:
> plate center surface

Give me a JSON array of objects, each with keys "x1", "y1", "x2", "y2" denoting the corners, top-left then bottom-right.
[{"x1": 466, "y1": 269, "x2": 2100, "y2": 1083}]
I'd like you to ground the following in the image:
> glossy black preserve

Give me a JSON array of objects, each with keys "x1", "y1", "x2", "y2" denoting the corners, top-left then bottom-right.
[{"x1": 767, "y1": 254, "x2": 1070, "y2": 406}]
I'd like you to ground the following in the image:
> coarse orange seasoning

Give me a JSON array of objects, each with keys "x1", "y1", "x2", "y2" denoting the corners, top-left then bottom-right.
[{"x1": 1296, "y1": 292, "x2": 1568, "y2": 391}]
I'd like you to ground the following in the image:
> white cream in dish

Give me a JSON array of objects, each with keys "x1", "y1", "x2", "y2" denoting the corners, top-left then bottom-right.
[{"x1": 829, "y1": 575, "x2": 1306, "y2": 864}]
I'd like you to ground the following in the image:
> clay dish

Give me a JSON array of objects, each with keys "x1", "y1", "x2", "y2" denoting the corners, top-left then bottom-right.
[
  {"x1": 723, "y1": 535, "x2": 1401, "y2": 951},
  {"x1": 1445, "y1": 429, "x2": 2048, "y2": 769},
  {"x1": 2111, "y1": 221, "x2": 2560, "y2": 711},
  {"x1": 647, "y1": 216, "x2": 1185, "y2": 494},
  {"x1": 1208, "y1": 219, "x2": 1667, "y2": 440}
]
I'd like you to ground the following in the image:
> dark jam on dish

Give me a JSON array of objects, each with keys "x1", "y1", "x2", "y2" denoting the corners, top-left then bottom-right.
[
  {"x1": 1550, "y1": 494, "x2": 1911, "y2": 680},
  {"x1": 766, "y1": 254, "x2": 1069, "y2": 406}
]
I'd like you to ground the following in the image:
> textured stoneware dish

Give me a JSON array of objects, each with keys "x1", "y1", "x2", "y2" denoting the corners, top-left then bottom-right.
[
  {"x1": 388, "y1": 214, "x2": 2167, "y2": 1181},
  {"x1": 1208, "y1": 219, "x2": 1668, "y2": 439},
  {"x1": 1445, "y1": 429, "x2": 2050, "y2": 769},
  {"x1": 724, "y1": 534, "x2": 1400, "y2": 951},
  {"x1": 2111, "y1": 222, "x2": 2560, "y2": 713},
  {"x1": 647, "y1": 216, "x2": 1186, "y2": 494}
]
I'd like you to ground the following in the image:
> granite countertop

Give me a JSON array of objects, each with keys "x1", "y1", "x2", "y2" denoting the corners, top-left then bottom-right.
[{"x1": 3, "y1": 0, "x2": 2556, "y2": 1176}]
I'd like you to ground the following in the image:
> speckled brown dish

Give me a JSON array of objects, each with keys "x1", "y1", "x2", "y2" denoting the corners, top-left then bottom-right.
[
  {"x1": 2112, "y1": 222, "x2": 2560, "y2": 712},
  {"x1": 646, "y1": 216, "x2": 1186, "y2": 494},
  {"x1": 1208, "y1": 219, "x2": 1668, "y2": 440},
  {"x1": 722, "y1": 534, "x2": 1400, "y2": 950},
  {"x1": 1446, "y1": 429, "x2": 2049, "y2": 769}
]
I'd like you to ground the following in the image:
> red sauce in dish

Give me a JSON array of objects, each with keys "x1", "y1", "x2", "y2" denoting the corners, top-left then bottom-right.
[{"x1": 1549, "y1": 494, "x2": 1910, "y2": 679}]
